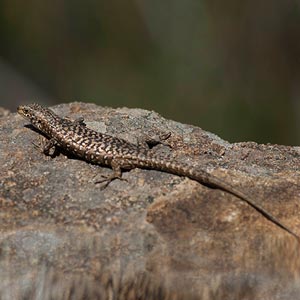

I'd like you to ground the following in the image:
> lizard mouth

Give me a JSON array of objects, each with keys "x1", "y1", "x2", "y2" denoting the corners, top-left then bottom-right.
[
  {"x1": 17, "y1": 106, "x2": 28, "y2": 119},
  {"x1": 17, "y1": 105, "x2": 24, "y2": 114}
]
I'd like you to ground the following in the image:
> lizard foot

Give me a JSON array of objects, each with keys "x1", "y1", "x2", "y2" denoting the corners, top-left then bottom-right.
[{"x1": 94, "y1": 173, "x2": 128, "y2": 190}]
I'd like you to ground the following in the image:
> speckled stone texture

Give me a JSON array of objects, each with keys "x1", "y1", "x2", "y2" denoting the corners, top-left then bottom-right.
[{"x1": 1, "y1": 102, "x2": 300, "y2": 299}]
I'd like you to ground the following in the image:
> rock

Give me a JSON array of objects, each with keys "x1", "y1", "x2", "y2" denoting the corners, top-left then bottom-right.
[{"x1": 0, "y1": 102, "x2": 300, "y2": 299}]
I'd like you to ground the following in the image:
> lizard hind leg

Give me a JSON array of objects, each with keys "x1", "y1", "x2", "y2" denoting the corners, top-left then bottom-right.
[
  {"x1": 138, "y1": 131, "x2": 172, "y2": 150},
  {"x1": 94, "y1": 161, "x2": 128, "y2": 190}
]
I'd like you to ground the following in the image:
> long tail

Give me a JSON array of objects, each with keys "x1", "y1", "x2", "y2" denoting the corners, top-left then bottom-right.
[{"x1": 139, "y1": 156, "x2": 299, "y2": 240}]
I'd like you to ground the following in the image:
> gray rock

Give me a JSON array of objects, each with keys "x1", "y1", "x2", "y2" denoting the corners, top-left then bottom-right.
[{"x1": 1, "y1": 102, "x2": 300, "y2": 299}]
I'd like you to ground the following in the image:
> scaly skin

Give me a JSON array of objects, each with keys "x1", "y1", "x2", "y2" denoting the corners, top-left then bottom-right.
[{"x1": 17, "y1": 103, "x2": 299, "y2": 240}]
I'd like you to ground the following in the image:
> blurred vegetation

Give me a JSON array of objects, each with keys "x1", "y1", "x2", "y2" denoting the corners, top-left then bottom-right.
[{"x1": 0, "y1": 0, "x2": 300, "y2": 144}]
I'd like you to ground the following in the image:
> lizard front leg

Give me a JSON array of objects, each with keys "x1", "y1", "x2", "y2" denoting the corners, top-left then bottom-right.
[
  {"x1": 63, "y1": 116, "x2": 86, "y2": 126},
  {"x1": 43, "y1": 138, "x2": 58, "y2": 155},
  {"x1": 32, "y1": 137, "x2": 58, "y2": 157}
]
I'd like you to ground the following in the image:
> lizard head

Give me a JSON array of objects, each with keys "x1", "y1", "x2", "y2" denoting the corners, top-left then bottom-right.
[{"x1": 17, "y1": 103, "x2": 58, "y2": 133}]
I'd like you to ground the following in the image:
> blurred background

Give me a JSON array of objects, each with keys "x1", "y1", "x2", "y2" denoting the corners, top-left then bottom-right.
[{"x1": 1, "y1": 0, "x2": 300, "y2": 145}]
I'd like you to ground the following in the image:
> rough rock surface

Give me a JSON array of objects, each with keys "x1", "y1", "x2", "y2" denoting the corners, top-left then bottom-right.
[{"x1": 1, "y1": 102, "x2": 300, "y2": 299}]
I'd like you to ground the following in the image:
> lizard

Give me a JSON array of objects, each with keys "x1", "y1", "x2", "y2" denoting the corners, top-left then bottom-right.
[{"x1": 17, "y1": 103, "x2": 299, "y2": 240}]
